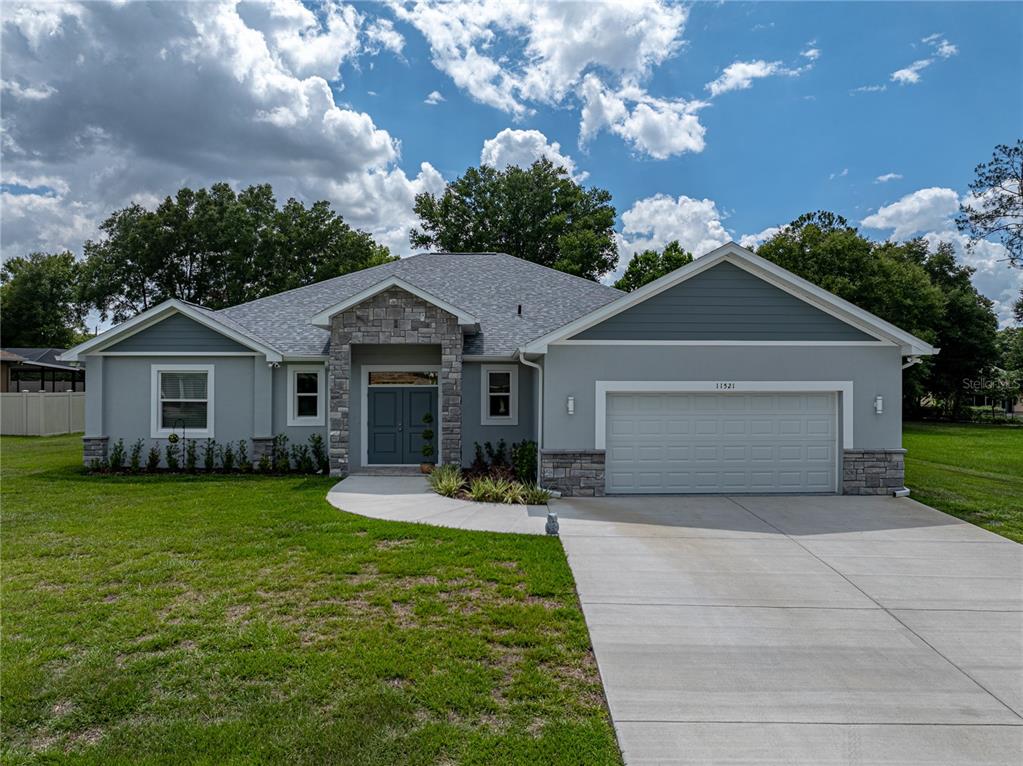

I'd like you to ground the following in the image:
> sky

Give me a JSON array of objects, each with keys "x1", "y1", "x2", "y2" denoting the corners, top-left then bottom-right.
[{"x1": 2, "y1": 1, "x2": 1021, "y2": 323}]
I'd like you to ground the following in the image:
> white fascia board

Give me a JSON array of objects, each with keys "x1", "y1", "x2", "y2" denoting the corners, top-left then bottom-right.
[
  {"x1": 59, "y1": 299, "x2": 283, "y2": 362},
  {"x1": 521, "y1": 242, "x2": 938, "y2": 356},
  {"x1": 307, "y1": 276, "x2": 479, "y2": 329}
]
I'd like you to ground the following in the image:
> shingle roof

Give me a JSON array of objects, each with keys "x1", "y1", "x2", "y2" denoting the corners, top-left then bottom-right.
[
  {"x1": 217, "y1": 253, "x2": 623, "y2": 357},
  {"x1": 2, "y1": 347, "x2": 80, "y2": 369}
]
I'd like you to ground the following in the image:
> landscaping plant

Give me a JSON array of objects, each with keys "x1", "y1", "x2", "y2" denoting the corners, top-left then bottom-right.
[
  {"x1": 146, "y1": 446, "x2": 161, "y2": 472},
  {"x1": 108, "y1": 439, "x2": 126, "y2": 471},
  {"x1": 129, "y1": 439, "x2": 144, "y2": 472},
  {"x1": 202, "y1": 439, "x2": 217, "y2": 472},
  {"x1": 428, "y1": 464, "x2": 465, "y2": 497},
  {"x1": 185, "y1": 439, "x2": 198, "y2": 473}
]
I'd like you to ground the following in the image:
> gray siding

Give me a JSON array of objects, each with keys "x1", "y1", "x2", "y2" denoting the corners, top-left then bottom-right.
[
  {"x1": 543, "y1": 344, "x2": 902, "y2": 451},
  {"x1": 572, "y1": 262, "x2": 874, "y2": 341},
  {"x1": 461, "y1": 362, "x2": 536, "y2": 466},
  {"x1": 104, "y1": 313, "x2": 252, "y2": 353}
]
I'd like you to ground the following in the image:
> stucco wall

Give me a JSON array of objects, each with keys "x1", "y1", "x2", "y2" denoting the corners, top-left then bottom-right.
[
  {"x1": 542, "y1": 344, "x2": 903, "y2": 451},
  {"x1": 461, "y1": 362, "x2": 537, "y2": 465}
]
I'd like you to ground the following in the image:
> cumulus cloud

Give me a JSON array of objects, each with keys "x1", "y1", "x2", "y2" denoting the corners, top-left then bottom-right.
[
  {"x1": 363, "y1": 16, "x2": 404, "y2": 56},
  {"x1": 861, "y1": 186, "x2": 1019, "y2": 325},
  {"x1": 875, "y1": 172, "x2": 903, "y2": 183},
  {"x1": 891, "y1": 58, "x2": 932, "y2": 85},
  {"x1": 617, "y1": 193, "x2": 731, "y2": 265},
  {"x1": 705, "y1": 59, "x2": 785, "y2": 97},
  {"x1": 1, "y1": 0, "x2": 437, "y2": 260},
  {"x1": 423, "y1": 90, "x2": 445, "y2": 105},
  {"x1": 738, "y1": 226, "x2": 783, "y2": 250},
  {"x1": 480, "y1": 128, "x2": 586, "y2": 180}
]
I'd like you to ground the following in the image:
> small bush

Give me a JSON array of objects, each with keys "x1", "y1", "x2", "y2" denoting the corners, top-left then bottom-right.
[
  {"x1": 468, "y1": 475, "x2": 517, "y2": 503},
  {"x1": 484, "y1": 439, "x2": 509, "y2": 468},
  {"x1": 108, "y1": 439, "x2": 126, "y2": 471},
  {"x1": 185, "y1": 439, "x2": 198, "y2": 473},
  {"x1": 257, "y1": 454, "x2": 272, "y2": 474},
  {"x1": 429, "y1": 464, "x2": 465, "y2": 497},
  {"x1": 129, "y1": 439, "x2": 144, "y2": 472},
  {"x1": 237, "y1": 440, "x2": 250, "y2": 472},
  {"x1": 502, "y1": 481, "x2": 525, "y2": 505},
  {"x1": 146, "y1": 446, "x2": 161, "y2": 472},
  {"x1": 470, "y1": 442, "x2": 488, "y2": 474},
  {"x1": 202, "y1": 439, "x2": 217, "y2": 472},
  {"x1": 271, "y1": 434, "x2": 290, "y2": 472},
  {"x1": 521, "y1": 483, "x2": 551, "y2": 504},
  {"x1": 309, "y1": 433, "x2": 328, "y2": 474},
  {"x1": 511, "y1": 440, "x2": 537, "y2": 483},
  {"x1": 290, "y1": 443, "x2": 315, "y2": 473},
  {"x1": 221, "y1": 442, "x2": 236, "y2": 472},
  {"x1": 165, "y1": 442, "x2": 180, "y2": 472}
]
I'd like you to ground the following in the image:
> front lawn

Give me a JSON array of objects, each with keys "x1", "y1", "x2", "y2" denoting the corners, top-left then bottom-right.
[
  {"x1": 0, "y1": 435, "x2": 620, "y2": 765},
  {"x1": 904, "y1": 422, "x2": 1023, "y2": 543}
]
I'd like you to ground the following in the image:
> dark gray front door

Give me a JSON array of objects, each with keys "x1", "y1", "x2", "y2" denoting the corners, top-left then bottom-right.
[{"x1": 368, "y1": 387, "x2": 438, "y2": 464}]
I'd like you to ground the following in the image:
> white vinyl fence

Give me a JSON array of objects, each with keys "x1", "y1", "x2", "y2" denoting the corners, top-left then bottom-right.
[{"x1": 1, "y1": 392, "x2": 85, "y2": 436}]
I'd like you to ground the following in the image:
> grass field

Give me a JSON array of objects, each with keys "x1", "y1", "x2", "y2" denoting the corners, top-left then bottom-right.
[
  {"x1": 0, "y1": 435, "x2": 621, "y2": 765},
  {"x1": 904, "y1": 422, "x2": 1023, "y2": 543}
]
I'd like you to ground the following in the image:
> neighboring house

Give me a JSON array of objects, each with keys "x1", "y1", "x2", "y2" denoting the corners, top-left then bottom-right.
[
  {"x1": 1, "y1": 348, "x2": 85, "y2": 393},
  {"x1": 60, "y1": 243, "x2": 937, "y2": 496}
]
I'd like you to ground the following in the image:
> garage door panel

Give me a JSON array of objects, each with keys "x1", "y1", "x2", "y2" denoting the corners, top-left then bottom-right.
[{"x1": 606, "y1": 392, "x2": 837, "y2": 494}]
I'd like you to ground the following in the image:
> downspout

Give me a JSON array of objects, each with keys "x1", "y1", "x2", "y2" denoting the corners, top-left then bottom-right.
[{"x1": 518, "y1": 349, "x2": 544, "y2": 486}]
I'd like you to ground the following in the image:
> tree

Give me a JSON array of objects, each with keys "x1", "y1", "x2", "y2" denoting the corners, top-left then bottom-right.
[
  {"x1": 755, "y1": 212, "x2": 999, "y2": 415},
  {"x1": 80, "y1": 183, "x2": 393, "y2": 322},
  {"x1": 410, "y1": 159, "x2": 618, "y2": 281},
  {"x1": 614, "y1": 241, "x2": 693, "y2": 291},
  {"x1": 0, "y1": 252, "x2": 88, "y2": 347},
  {"x1": 956, "y1": 139, "x2": 1023, "y2": 266}
]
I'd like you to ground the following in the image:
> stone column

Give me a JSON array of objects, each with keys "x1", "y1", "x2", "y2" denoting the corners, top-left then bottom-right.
[{"x1": 328, "y1": 332, "x2": 351, "y2": 476}]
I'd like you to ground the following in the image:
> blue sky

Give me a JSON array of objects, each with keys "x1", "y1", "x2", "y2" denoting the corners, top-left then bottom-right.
[{"x1": 2, "y1": 1, "x2": 1021, "y2": 320}]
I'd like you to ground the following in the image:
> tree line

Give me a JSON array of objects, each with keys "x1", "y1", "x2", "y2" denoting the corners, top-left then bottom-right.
[{"x1": 2, "y1": 143, "x2": 1020, "y2": 417}]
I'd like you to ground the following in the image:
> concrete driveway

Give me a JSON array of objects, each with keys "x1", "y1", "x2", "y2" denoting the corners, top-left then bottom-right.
[{"x1": 555, "y1": 495, "x2": 1023, "y2": 765}]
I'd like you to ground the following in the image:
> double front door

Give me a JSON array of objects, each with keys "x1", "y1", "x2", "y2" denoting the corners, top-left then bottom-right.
[{"x1": 367, "y1": 387, "x2": 438, "y2": 464}]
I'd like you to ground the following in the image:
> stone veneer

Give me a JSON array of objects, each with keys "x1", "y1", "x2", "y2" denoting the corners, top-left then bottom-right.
[
  {"x1": 328, "y1": 287, "x2": 463, "y2": 476},
  {"x1": 82, "y1": 436, "x2": 109, "y2": 467},
  {"x1": 842, "y1": 448, "x2": 906, "y2": 495},
  {"x1": 251, "y1": 437, "x2": 274, "y2": 467},
  {"x1": 540, "y1": 449, "x2": 606, "y2": 497}
]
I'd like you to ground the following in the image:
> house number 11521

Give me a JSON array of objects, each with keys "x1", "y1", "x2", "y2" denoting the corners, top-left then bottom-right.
[{"x1": 715, "y1": 382, "x2": 736, "y2": 390}]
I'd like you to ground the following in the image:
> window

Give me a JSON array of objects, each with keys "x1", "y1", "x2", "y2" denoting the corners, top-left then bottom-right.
[
  {"x1": 481, "y1": 365, "x2": 518, "y2": 426},
  {"x1": 151, "y1": 365, "x2": 213, "y2": 438},
  {"x1": 288, "y1": 365, "x2": 325, "y2": 426},
  {"x1": 367, "y1": 370, "x2": 438, "y2": 386}
]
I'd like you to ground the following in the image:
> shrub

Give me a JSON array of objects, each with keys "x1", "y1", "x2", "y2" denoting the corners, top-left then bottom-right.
[
  {"x1": 308, "y1": 434, "x2": 328, "y2": 474},
  {"x1": 185, "y1": 439, "x2": 198, "y2": 473},
  {"x1": 165, "y1": 442, "x2": 180, "y2": 471},
  {"x1": 470, "y1": 442, "x2": 488, "y2": 474},
  {"x1": 221, "y1": 442, "x2": 236, "y2": 472},
  {"x1": 202, "y1": 439, "x2": 217, "y2": 471},
  {"x1": 146, "y1": 446, "x2": 161, "y2": 472},
  {"x1": 271, "y1": 434, "x2": 290, "y2": 472},
  {"x1": 257, "y1": 454, "x2": 272, "y2": 474},
  {"x1": 468, "y1": 475, "x2": 517, "y2": 503},
  {"x1": 237, "y1": 440, "x2": 250, "y2": 472},
  {"x1": 290, "y1": 443, "x2": 315, "y2": 473},
  {"x1": 521, "y1": 483, "x2": 551, "y2": 504},
  {"x1": 484, "y1": 439, "x2": 508, "y2": 468},
  {"x1": 502, "y1": 481, "x2": 525, "y2": 505},
  {"x1": 429, "y1": 464, "x2": 465, "y2": 497},
  {"x1": 511, "y1": 440, "x2": 537, "y2": 483},
  {"x1": 129, "y1": 439, "x2": 144, "y2": 472},
  {"x1": 108, "y1": 439, "x2": 126, "y2": 471}
]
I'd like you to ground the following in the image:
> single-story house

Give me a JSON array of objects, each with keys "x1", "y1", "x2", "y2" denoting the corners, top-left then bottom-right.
[
  {"x1": 2, "y1": 348, "x2": 85, "y2": 393},
  {"x1": 60, "y1": 243, "x2": 937, "y2": 495}
]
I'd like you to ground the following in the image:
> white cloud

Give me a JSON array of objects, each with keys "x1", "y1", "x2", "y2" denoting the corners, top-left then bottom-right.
[
  {"x1": 423, "y1": 90, "x2": 445, "y2": 105},
  {"x1": 891, "y1": 58, "x2": 932, "y2": 85},
  {"x1": 579, "y1": 75, "x2": 706, "y2": 159},
  {"x1": 0, "y1": 1, "x2": 438, "y2": 260},
  {"x1": 363, "y1": 16, "x2": 404, "y2": 56},
  {"x1": 705, "y1": 59, "x2": 785, "y2": 97},
  {"x1": 800, "y1": 46, "x2": 821, "y2": 61},
  {"x1": 616, "y1": 193, "x2": 731, "y2": 269},
  {"x1": 922, "y1": 33, "x2": 957, "y2": 58},
  {"x1": 480, "y1": 128, "x2": 586, "y2": 180},
  {"x1": 861, "y1": 187, "x2": 960, "y2": 239},
  {"x1": 738, "y1": 226, "x2": 783, "y2": 250},
  {"x1": 0, "y1": 78, "x2": 56, "y2": 100},
  {"x1": 851, "y1": 84, "x2": 886, "y2": 94},
  {"x1": 875, "y1": 172, "x2": 903, "y2": 183},
  {"x1": 829, "y1": 168, "x2": 849, "y2": 180}
]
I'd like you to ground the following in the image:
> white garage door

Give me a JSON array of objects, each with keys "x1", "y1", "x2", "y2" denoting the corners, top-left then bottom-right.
[{"x1": 605, "y1": 392, "x2": 837, "y2": 494}]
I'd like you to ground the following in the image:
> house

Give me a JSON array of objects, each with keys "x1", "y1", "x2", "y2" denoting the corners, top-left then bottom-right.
[
  {"x1": 1, "y1": 348, "x2": 85, "y2": 393},
  {"x1": 60, "y1": 243, "x2": 937, "y2": 495}
]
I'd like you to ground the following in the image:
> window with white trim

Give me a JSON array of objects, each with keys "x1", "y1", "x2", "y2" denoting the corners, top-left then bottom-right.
[
  {"x1": 151, "y1": 365, "x2": 214, "y2": 438},
  {"x1": 481, "y1": 365, "x2": 518, "y2": 426},
  {"x1": 287, "y1": 365, "x2": 325, "y2": 426}
]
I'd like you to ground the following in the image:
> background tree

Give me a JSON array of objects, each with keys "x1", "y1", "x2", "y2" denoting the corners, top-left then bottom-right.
[
  {"x1": 614, "y1": 241, "x2": 693, "y2": 291},
  {"x1": 0, "y1": 252, "x2": 88, "y2": 347},
  {"x1": 81, "y1": 183, "x2": 393, "y2": 322},
  {"x1": 410, "y1": 159, "x2": 617, "y2": 281},
  {"x1": 956, "y1": 140, "x2": 1023, "y2": 266},
  {"x1": 755, "y1": 212, "x2": 999, "y2": 416}
]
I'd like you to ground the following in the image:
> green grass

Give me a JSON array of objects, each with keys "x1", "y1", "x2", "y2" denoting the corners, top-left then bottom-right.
[
  {"x1": 0, "y1": 435, "x2": 621, "y2": 765},
  {"x1": 904, "y1": 422, "x2": 1023, "y2": 543}
]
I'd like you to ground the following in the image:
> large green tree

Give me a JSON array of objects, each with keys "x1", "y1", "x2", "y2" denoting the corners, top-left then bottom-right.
[
  {"x1": 410, "y1": 159, "x2": 618, "y2": 281},
  {"x1": 614, "y1": 241, "x2": 693, "y2": 292},
  {"x1": 0, "y1": 252, "x2": 88, "y2": 347},
  {"x1": 755, "y1": 212, "x2": 999, "y2": 415},
  {"x1": 81, "y1": 183, "x2": 393, "y2": 322}
]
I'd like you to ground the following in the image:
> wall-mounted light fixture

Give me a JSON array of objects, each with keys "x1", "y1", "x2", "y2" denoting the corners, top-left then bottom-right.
[
  {"x1": 874, "y1": 395, "x2": 884, "y2": 415},
  {"x1": 567, "y1": 396, "x2": 575, "y2": 415}
]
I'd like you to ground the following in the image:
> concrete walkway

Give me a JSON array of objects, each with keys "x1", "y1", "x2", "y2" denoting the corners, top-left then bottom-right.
[{"x1": 327, "y1": 477, "x2": 1023, "y2": 764}]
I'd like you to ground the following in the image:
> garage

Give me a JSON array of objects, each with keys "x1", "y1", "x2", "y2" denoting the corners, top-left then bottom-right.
[{"x1": 604, "y1": 392, "x2": 838, "y2": 494}]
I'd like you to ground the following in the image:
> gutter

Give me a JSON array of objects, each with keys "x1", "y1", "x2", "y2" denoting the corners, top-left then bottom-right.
[
  {"x1": 902, "y1": 356, "x2": 923, "y2": 370},
  {"x1": 517, "y1": 349, "x2": 545, "y2": 488}
]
